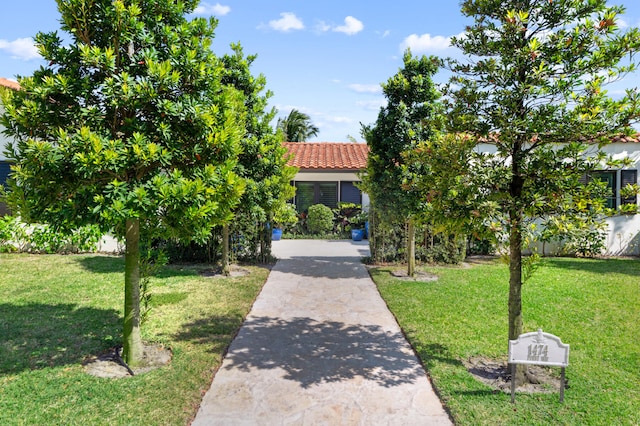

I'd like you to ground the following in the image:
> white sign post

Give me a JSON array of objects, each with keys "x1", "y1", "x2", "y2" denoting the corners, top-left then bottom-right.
[{"x1": 508, "y1": 329, "x2": 570, "y2": 403}]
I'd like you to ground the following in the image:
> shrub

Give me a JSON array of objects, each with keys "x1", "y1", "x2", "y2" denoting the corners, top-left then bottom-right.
[
  {"x1": 306, "y1": 204, "x2": 334, "y2": 235},
  {"x1": 0, "y1": 216, "x2": 102, "y2": 253},
  {"x1": 273, "y1": 203, "x2": 298, "y2": 232}
]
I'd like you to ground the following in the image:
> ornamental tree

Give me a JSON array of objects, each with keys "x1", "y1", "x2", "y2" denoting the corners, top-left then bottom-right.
[
  {"x1": 361, "y1": 50, "x2": 443, "y2": 276},
  {"x1": 1, "y1": 0, "x2": 246, "y2": 366},
  {"x1": 220, "y1": 44, "x2": 296, "y2": 266},
  {"x1": 445, "y1": 0, "x2": 640, "y2": 384}
]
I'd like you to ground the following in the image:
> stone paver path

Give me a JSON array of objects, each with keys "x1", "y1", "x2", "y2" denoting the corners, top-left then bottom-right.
[{"x1": 191, "y1": 239, "x2": 452, "y2": 425}]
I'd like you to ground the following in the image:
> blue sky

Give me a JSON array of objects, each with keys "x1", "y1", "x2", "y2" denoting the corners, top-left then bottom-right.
[{"x1": 1, "y1": 1, "x2": 640, "y2": 142}]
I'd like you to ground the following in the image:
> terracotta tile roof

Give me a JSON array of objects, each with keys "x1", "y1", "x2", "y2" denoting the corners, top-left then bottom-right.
[
  {"x1": 283, "y1": 142, "x2": 369, "y2": 170},
  {"x1": 610, "y1": 133, "x2": 640, "y2": 143},
  {"x1": 0, "y1": 78, "x2": 20, "y2": 90}
]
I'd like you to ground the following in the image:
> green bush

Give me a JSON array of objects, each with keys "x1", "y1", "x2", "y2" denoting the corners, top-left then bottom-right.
[
  {"x1": 0, "y1": 216, "x2": 101, "y2": 253},
  {"x1": 306, "y1": 204, "x2": 334, "y2": 235},
  {"x1": 273, "y1": 203, "x2": 298, "y2": 232}
]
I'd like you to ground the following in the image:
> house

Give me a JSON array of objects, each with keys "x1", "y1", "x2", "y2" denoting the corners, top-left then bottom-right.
[
  {"x1": 284, "y1": 138, "x2": 640, "y2": 255},
  {"x1": 594, "y1": 134, "x2": 640, "y2": 255},
  {"x1": 474, "y1": 135, "x2": 640, "y2": 255},
  {"x1": 0, "y1": 78, "x2": 20, "y2": 215},
  {"x1": 283, "y1": 142, "x2": 370, "y2": 213}
]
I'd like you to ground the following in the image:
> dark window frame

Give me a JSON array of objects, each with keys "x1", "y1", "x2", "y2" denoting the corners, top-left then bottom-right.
[
  {"x1": 294, "y1": 181, "x2": 338, "y2": 213},
  {"x1": 588, "y1": 169, "x2": 638, "y2": 211}
]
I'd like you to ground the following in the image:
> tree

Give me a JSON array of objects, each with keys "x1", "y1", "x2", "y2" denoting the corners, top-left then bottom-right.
[
  {"x1": 276, "y1": 109, "x2": 319, "y2": 142},
  {"x1": 445, "y1": 0, "x2": 640, "y2": 384},
  {"x1": 1, "y1": 0, "x2": 246, "y2": 366},
  {"x1": 220, "y1": 44, "x2": 296, "y2": 267},
  {"x1": 361, "y1": 50, "x2": 443, "y2": 276}
]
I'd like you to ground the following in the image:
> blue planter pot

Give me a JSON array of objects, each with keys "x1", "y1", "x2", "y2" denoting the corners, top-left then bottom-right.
[
  {"x1": 351, "y1": 229, "x2": 364, "y2": 241},
  {"x1": 272, "y1": 228, "x2": 283, "y2": 241}
]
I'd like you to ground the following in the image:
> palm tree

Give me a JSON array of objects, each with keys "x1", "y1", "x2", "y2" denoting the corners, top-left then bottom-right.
[{"x1": 277, "y1": 109, "x2": 319, "y2": 142}]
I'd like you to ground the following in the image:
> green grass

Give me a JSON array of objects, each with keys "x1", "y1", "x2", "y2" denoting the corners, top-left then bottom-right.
[
  {"x1": 372, "y1": 257, "x2": 640, "y2": 426},
  {"x1": 0, "y1": 253, "x2": 269, "y2": 425}
]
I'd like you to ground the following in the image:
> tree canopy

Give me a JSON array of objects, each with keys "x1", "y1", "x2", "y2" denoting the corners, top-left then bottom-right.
[
  {"x1": 440, "y1": 0, "x2": 640, "y2": 384},
  {"x1": 361, "y1": 50, "x2": 443, "y2": 275},
  {"x1": 1, "y1": 0, "x2": 247, "y2": 365},
  {"x1": 276, "y1": 108, "x2": 319, "y2": 142}
]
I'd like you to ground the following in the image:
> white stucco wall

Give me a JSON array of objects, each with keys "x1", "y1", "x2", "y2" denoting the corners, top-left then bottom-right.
[
  {"x1": 600, "y1": 142, "x2": 640, "y2": 255},
  {"x1": 476, "y1": 141, "x2": 640, "y2": 255}
]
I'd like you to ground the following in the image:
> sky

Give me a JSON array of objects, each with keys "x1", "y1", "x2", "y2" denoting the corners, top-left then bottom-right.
[{"x1": 1, "y1": 1, "x2": 640, "y2": 142}]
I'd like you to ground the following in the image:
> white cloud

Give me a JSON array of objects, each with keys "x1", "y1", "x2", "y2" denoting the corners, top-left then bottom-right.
[
  {"x1": 325, "y1": 115, "x2": 354, "y2": 124},
  {"x1": 333, "y1": 16, "x2": 364, "y2": 35},
  {"x1": 400, "y1": 33, "x2": 453, "y2": 52},
  {"x1": 268, "y1": 12, "x2": 305, "y2": 32},
  {"x1": 0, "y1": 38, "x2": 40, "y2": 61},
  {"x1": 193, "y1": 2, "x2": 231, "y2": 16},
  {"x1": 315, "y1": 21, "x2": 332, "y2": 33},
  {"x1": 357, "y1": 99, "x2": 386, "y2": 111},
  {"x1": 349, "y1": 83, "x2": 381, "y2": 94}
]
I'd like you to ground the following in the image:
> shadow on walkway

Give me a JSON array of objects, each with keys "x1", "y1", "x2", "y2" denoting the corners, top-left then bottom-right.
[{"x1": 222, "y1": 315, "x2": 424, "y2": 389}]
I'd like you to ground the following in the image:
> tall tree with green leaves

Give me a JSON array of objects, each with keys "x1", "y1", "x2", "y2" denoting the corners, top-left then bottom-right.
[
  {"x1": 220, "y1": 44, "x2": 296, "y2": 267},
  {"x1": 1, "y1": 0, "x2": 246, "y2": 365},
  {"x1": 276, "y1": 108, "x2": 319, "y2": 142},
  {"x1": 445, "y1": 0, "x2": 640, "y2": 384},
  {"x1": 361, "y1": 50, "x2": 443, "y2": 276}
]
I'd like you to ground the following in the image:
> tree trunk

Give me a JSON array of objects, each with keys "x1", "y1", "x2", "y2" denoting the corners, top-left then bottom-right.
[
  {"x1": 123, "y1": 218, "x2": 143, "y2": 366},
  {"x1": 222, "y1": 223, "x2": 230, "y2": 276},
  {"x1": 508, "y1": 210, "x2": 527, "y2": 386},
  {"x1": 407, "y1": 218, "x2": 416, "y2": 277},
  {"x1": 370, "y1": 208, "x2": 378, "y2": 262}
]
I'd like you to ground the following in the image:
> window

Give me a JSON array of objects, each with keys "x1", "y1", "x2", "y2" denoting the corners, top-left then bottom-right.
[
  {"x1": 295, "y1": 182, "x2": 316, "y2": 214},
  {"x1": 589, "y1": 169, "x2": 638, "y2": 210},
  {"x1": 340, "y1": 181, "x2": 362, "y2": 204},
  {"x1": 0, "y1": 161, "x2": 11, "y2": 216},
  {"x1": 294, "y1": 182, "x2": 338, "y2": 213},
  {"x1": 592, "y1": 171, "x2": 616, "y2": 209},
  {"x1": 621, "y1": 170, "x2": 638, "y2": 206},
  {"x1": 0, "y1": 161, "x2": 10, "y2": 188},
  {"x1": 318, "y1": 183, "x2": 337, "y2": 208}
]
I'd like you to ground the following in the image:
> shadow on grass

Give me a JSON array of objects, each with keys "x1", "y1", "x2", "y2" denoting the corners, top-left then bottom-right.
[
  {"x1": 74, "y1": 254, "x2": 124, "y2": 274},
  {"x1": 172, "y1": 314, "x2": 245, "y2": 355},
  {"x1": 73, "y1": 255, "x2": 235, "y2": 280},
  {"x1": 545, "y1": 257, "x2": 640, "y2": 277},
  {"x1": 415, "y1": 342, "x2": 464, "y2": 370},
  {"x1": 189, "y1": 315, "x2": 426, "y2": 389},
  {"x1": 0, "y1": 303, "x2": 121, "y2": 374}
]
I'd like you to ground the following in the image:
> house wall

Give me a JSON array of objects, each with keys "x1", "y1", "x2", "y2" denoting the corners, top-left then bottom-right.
[
  {"x1": 476, "y1": 141, "x2": 640, "y2": 255},
  {"x1": 601, "y1": 142, "x2": 640, "y2": 255}
]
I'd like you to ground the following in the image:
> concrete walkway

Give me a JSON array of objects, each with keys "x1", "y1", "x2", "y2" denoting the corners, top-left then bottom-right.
[{"x1": 191, "y1": 239, "x2": 452, "y2": 425}]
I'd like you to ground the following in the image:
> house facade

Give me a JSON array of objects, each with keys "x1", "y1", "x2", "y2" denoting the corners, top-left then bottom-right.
[
  {"x1": 283, "y1": 142, "x2": 370, "y2": 213},
  {"x1": 284, "y1": 139, "x2": 639, "y2": 255},
  {"x1": 474, "y1": 136, "x2": 640, "y2": 255}
]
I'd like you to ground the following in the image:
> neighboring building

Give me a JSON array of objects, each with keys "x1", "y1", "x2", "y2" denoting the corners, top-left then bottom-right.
[
  {"x1": 595, "y1": 134, "x2": 640, "y2": 255},
  {"x1": 283, "y1": 142, "x2": 369, "y2": 213},
  {"x1": 474, "y1": 135, "x2": 640, "y2": 254},
  {"x1": 0, "y1": 78, "x2": 20, "y2": 215}
]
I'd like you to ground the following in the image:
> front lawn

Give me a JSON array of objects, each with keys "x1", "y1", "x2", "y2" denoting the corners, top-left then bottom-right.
[
  {"x1": 372, "y1": 257, "x2": 639, "y2": 426},
  {"x1": 0, "y1": 254, "x2": 268, "y2": 425}
]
